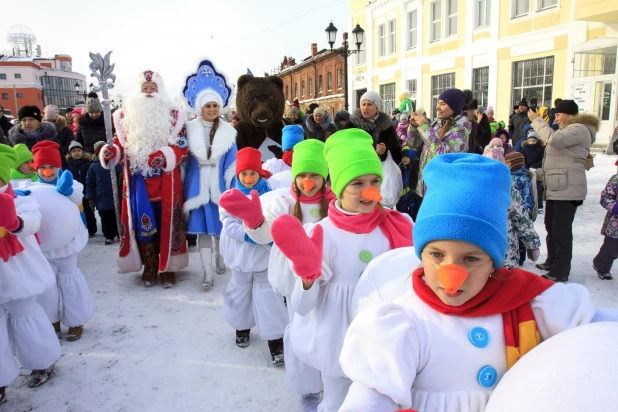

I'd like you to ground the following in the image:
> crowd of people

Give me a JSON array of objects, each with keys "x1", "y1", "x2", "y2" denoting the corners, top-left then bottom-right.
[{"x1": 1, "y1": 62, "x2": 618, "y2": 412}]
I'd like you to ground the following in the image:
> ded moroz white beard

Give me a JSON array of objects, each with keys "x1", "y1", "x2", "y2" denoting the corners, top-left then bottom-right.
[{"x1": 122, "y1": 91, "x2": 178, "y2": 176}]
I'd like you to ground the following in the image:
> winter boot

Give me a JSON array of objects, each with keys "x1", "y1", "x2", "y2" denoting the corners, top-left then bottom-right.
[
  {"x1": 0, "y1": 387, "x2": 6, "y2": 405},
  {"x1": 28, "y1": 364, "x2": 54, "y2": 388},
  {"x1": 66, "y1": 325, "x2": 83, "y2": 342},
  {"x1": 594, "y1": 266, "x2": 613, "y2": 280},
  {"x1": 161, "y1": 272, "x2": 176, "y2": 289},
  {"x1": 213, "y1": 236, "x2": 226, "y2": 274},
  {"x1": 200, "y1": 249, "x2": 214, "y2": 289},
  {"x1": 541, "y1": 273, "x2": 568, "y2": 283},
  {"x1": 235, "y1": 329, "x2": 251, "y2": 348},
  {"x1": 268, "y1": 338, "x2": 284, "y2": 365},
  {"x1": 300, "y1": 393, "x2": 321, "y2": 412},
  {"x1": 138, "y1": 241, "x2": 159, "y2": 287},
  {"x1": 535, "y1": 262, "x2": 552, "y2": 271},
  {"x1": 52, "y1": 321, "x2": 62, "y2": 339}
]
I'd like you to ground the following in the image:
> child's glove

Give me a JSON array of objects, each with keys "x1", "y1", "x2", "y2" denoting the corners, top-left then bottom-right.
[
  {"x1": 612, "y1": 204, "x2": 618, "y2": 216},
  {"x1": 102, "y1": 145, "x2": 117, "y2": 161},
  {"x1": 527, "y1": 248, "x2": 540, "y2": 262},
  {"x1": 219, "y1": 189, "x2": 264, "y2": 229},
  {"x1": 148, "y1": 151, "x2": 166, "y2": 169},
  {"x1": 56, "y1": 169, "x2": 74, "y2": 197},
  {"x1": 271, "y1": 215, "x2": 323, "y2": 282},
  {"x1": 0, "y1": 193, "x2": 21, "y2": 232}
]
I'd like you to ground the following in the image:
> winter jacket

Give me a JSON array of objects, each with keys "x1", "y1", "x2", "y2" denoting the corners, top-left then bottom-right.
[
  {"x1": 467, "y1": 120, "x2": 480, "y2": 154},
  {"x1": 521, "y1": 140, "x2": 545, "y2": 169},
  {"x1": 76, "y1": 114, "x2": 106, "y2": 153},
  {"x1": 505, "y1": 186, "x2": 541, "y2": 269},
  {"x1": 66, "y1": 156, "x2": 93, "y2": 194},
  {"x1": 304, "y1": 112, "x2": 338, "y2": 142},
  {"x1": 408, "y1": 115, "x2": 470, "y2": 196},
  {"x1": 531, "y1": 113, "x2": 599, "y2": 201},
  {"x1": 396, "y1": 162, "x2": 415, "y2": 214},
  {"x1": 86, "y1": 158, "x2": 123, "y2": 211},
  {"x1": 0, "y1": 129, "x2": 8, "y2": 146},
  {"x1": 348, "y1": 110, "x2": 402, "y2": 164},
  {"x1": 8, "y1": 121, "x2": 58, "y2": 150},
  {"x1": 0, "y1": 115, "x2": 12, "y2": 139},
  {"x1": 55, "y1": 116, "x2": 75, "y2": 157},
  {"x1": 396, "y1": 121, "x2": 410, "y2": 144},
  {"x1": 476, "y1": 115, "x2": 492, "y2": 150},
  {"x1": 510, "y1": 112, "x2": 531, "y2": 148},
  {"x1": 511, "y1": 168, "x2": 535, "y2": 216}
]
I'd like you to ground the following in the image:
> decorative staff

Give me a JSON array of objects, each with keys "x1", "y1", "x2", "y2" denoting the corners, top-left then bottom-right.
[{"x1": 89, "y1": 51, "x2": 121, "y2": 234}]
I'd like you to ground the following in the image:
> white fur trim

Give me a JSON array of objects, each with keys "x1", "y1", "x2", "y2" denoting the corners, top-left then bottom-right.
[
  {"x1": 159, "y1": 145, "x2": 176, "y2": 173},
  {"x1": 224, "y1": 161, "x2": 236, "y2": 190},
  {"x1": 172, "y1": 109, "x2": 186, "y2": 139},
  {"x1": 113, "y1": 110, "x2": 126, "y2": 147},
  {"x1": 117, "y1": 161, "x2": 143, "y2": 274},
  {"x1": 99, "y1": 143, "x2": 121, "y2": 169},
  {"x1": 196, "y1": 89, "x2": 224, "y2": 111}
]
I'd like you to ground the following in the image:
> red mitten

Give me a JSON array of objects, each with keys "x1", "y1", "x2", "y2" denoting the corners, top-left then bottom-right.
[
  {"x1": 219, "y1": 189, "x2": 264, "y2": 229},
  {"x1": 271, "y1": 214, "x2": 323, "y2": 282},
  {"x1": 148, "y1": 151, "x2": 167, "y2": 169},
  {"x1": 0, "y1": 193, "x2": 20, "y2": 232},
  {"x1": 102, "y1": 145, "x2": 117, "y2": 161}
]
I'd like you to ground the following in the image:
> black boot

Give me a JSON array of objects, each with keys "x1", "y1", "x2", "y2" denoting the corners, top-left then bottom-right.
[
  {"x1": 268, "y1": 338, "x2": 284, "y2": 366},
  {"x1": 28, "y1": 364, "x2": 54, "y2": 388},
  {"x1": 0, "y1": 386, "x2": 6, "y2": 405},
  {"x1": 235, "y1": 329, "x2": 250, "y2": 348}
]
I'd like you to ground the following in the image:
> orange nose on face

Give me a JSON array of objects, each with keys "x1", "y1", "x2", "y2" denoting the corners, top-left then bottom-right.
[
  {"x1": 244, "y1": 175, "x2": 254, "y2": 184},
  {"x1": 438, "y1": 264, "x2": 469, "y2": 295},
  {"x1": 43, "y1": 169, "x2": 54, "y2": 177},
  {"x1": 361, "y1": 186, "x2": 383, "y2": 202},
  {"x1": 28, "y1": 164, "x2": 36, "y2": 170},
  {"x1": 302, "y1": 178, "x2": 315, "y2": 193}
]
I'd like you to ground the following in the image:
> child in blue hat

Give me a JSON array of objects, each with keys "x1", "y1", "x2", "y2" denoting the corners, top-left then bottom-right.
[{"x1": 338, "y1": 153, "x2": 618, "y2": 412}]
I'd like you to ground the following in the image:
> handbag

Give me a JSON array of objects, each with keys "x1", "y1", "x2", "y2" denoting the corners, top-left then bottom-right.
[{"x1": 380, "y1": 151, "x2": 403, "y2": 209}]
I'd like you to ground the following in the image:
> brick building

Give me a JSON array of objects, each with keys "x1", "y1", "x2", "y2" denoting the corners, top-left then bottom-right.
[
  {"x1": 278, "y1": 44, "x2": 346, "y2": 118},
  {"x1": 0, "y1": 54, "x2": 87, "y2": 116}
]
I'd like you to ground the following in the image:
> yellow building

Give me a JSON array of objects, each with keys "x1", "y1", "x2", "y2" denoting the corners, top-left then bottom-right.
[{"x1": 349, "y1": 0, "x2": 618, "y2": 143}]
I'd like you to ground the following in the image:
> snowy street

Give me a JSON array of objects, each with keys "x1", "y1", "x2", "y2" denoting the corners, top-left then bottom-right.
[{"x1": 6, "y1": 155, "x2": 618, "y2": 412}]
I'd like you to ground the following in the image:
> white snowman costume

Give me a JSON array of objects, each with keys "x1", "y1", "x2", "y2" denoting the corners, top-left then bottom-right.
[
  {"x1": 338, "y1": 248, "x2": 618, "y2": 412},
  {"x1": 0, "y1": 185, "x2": 61, "y2": 387},
  {"x1": 31, "y1": 180, "x2": 94, "y2": 328}
]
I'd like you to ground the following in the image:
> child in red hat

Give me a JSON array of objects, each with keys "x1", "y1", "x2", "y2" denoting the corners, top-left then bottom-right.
[{"x1": 218, "y1": 147, "x2": 288, "y2": 365}]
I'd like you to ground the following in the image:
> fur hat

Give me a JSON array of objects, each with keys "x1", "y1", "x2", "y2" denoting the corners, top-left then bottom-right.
[
  {"x1": 86, "y1": 92, "x2": 103, "y2": 113},
  {"x1": 313, "y1": 107, "x2": 326, "y2": 116},
  {"x1": 44, "y1": 105, "x2": 60, "y2": 120},
  {"x1": 555, "y1": 100, "x2": 579, "y2": 116},
  {"x1": 334, "y1": 110, "x2": 350, "y2": 124},
  {"x1": 32, "y1": 141, "x2": 62, "y2": 169},
  {"x1": 438, "y1": 89, "x2": 467, "y2": 115},
  {"x1": 505, "y1": 152, "x2": 526, "y2": 171},
  {"x1": 18, "y1": 105, "x2": 42, "y2": 122},
  {"x1": 359, "y1": 91, "x2": 383, "y2": 111},
  {"x1": 308, "y1": 103, "x2": 319, "y2": 113}
]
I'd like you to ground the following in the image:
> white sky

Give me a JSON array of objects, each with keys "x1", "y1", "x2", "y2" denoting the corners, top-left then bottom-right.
[{"x1": 1, "y1": 0, "x2": 351, "y2": 103}]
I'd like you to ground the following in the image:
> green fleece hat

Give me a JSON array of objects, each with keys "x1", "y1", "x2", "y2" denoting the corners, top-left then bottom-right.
[
  {"x1": 292, "y1": 139, "x2": 329, "y2": 180},
  {"x1": 0, "y1": 144, "x2": 17, "y2": 185},
  {"x1": 324, "y1": 129, "x2": 383, "y2": 198},
  {"x1": 13, "y1": 144, "x2": 34, "y2": 168}
]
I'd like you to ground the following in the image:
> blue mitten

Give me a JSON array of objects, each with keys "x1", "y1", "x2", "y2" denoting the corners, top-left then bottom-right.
[{"x1": 57, "y1": 169, "x2": 74, "y2": 197}]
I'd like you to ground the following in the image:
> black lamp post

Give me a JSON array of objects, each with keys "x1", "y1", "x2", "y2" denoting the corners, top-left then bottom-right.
[
  {"x1": 75, "y1": 82, "x2": 86, "y2": 103},
  {"x1": 325, "y1": 22, "x2": 364, "y2": 111}
]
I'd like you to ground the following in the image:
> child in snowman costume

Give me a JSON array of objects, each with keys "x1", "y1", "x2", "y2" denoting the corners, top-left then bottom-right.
[
  {"x1": 0, "y1": 144, "x2": 62, "y2": 402},
  {"x1": 220, "y1": 139, "x2": 335, "y2": 411},
  {"x1": 183, "y1": 60, "x2": 238, "y2": 289},
  {"x1": 338, "y1": 153, "x2": 618, "y2": 412},
  {"x1": 218, "y1": 147, "x2": 288, "y2": 364},
  {"x1": 30, "y1": 141, "x2": 94, "y2": 342},
  {"x1": 9, "y1": 144, "x2": 37, "y2": 188},
  {"x1": 269, "y1": 129, "x2": 413, "y2": 412},
  {"x1": 261, "y1": 125, "x2": 304, "y2": 190}
]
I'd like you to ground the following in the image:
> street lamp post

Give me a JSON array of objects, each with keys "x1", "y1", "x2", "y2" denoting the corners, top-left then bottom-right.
[
  {"x1": 74, "y1": 82, "x2": 86, "y2": 104},
  {"x1": 325, "y1": 22, "x2": 364, "y2": 112}
]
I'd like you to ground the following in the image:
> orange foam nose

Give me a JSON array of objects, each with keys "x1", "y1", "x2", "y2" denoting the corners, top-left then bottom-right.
[
  {"x1": 43, "y1": 169, "x2": 53, "y2": 177},
  {"x1": 302, "y1": 178, "x2": 315, "y2": 193},
  {"x1": 362, "y1": 186, "x2": 383, "y2": 202},
  {"x1": 244, "y1": 176, "x2": 254, "y2": 184},
  {"x1": 438, "y1": 264, "x2": 469, "y2": 294},
  {"x1": 28, "y1": 164, "x2": 36, "y2": 170}
]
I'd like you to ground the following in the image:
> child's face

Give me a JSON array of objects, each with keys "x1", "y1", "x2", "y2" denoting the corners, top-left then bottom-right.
[
  {"x1": 402, "y1": 156, "x2": 411, "y2": 166},
  {"x1": 238, "y1": 170, "x2": 260, "y2": 189},
  {"x1": 295, "y1": 173, "x2": 324, "y2": 197},
  {"x1": 18, "y1": 160, "x2": 35, "y2": 175},
  {"x1": 527, "y1": 138, "x2": 537, "y2": 145},
  {"x1": 500, "y1": 135, "x2": 507, "y2": 144},
  {"x1": 422, "y1": 240, "x2": 494, "y2": 307},
  {"x1": 37, "y1": 165, "x2": 59, "y2": 182},
  {"x1": 71, "y1": 149, "x2": 83, "y2": 160},
  {"x1": 340, "y1": 174, "x2": 382, "y2": 214}
]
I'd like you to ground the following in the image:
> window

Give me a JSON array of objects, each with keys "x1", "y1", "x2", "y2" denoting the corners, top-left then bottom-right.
[
  {"x1": 327, "y1": 72, "x2": 332, "y2": 91},
  {"x1": 407, "y1": 79, "x2": 418, "y2": 98},
  {"x1": 1, "y1": 93, "x2": 8, "y2": 100},
  {"x1": 294, "y1": 83, "x2": 298, "y2": 99},
  {"x1": 430, "y1": 1, "x2": 442, "y2": 42},
  {"x1": 301, "y1": 80, "x2": 305, "y2": 96},
  {"x1": 446, "y1": 0, "x2": 458, "y2": 37},
  {"x1": 378, "y1": 24, "x2": 386, "y2": 57},
  {"x1": 308, "y1": 78, "x2": 313, "y2": 96},
  {"x1": 407, "y1": 10, "x2": 418, "y2": 49},
  {"x1": 337, "y1": 68, "x2": 342, "y2": 89},
  {"x1": 355, "y1": 48, "x2": 366, "y2": 65},
  {"x1": 14, "y1": 73, "x2": 21, "y2": 79},
  {"x1": 573, "y1": 47, "x2": 616, "y2": 78},
  {"x1": 511, "y1": 56, "x2": 554, "y2": 109},
  {"x1": 472, "y1": 67, "x2": 489, "y2": 109},
  {"x1": 285, "y1": 85, "x2": 289, "y2": 101},
  {"x1": 379, "y1": 83, "x2": 396, "y2": 114},
  {"x1": 16, "y1": 93, "x2": 23, "y2": 98},
  {"x1": 513, "y1": 0, "x2": 530, "y2": 18},
  {"x1": 539, "y1": 0, "x2": 558, "y2": 10},
  {"x1": 319, "y1": 75, "x2": 323, "y2": 93},
  {"x1": 431, "y1": 73, "x2": 456, "y2": 119},
  {"x1": 388, "y1": 19, "x2": 397, "y2": 54},
  {"x1": 0, "y1": 74, "x2": 6, "y2": 80},
  {"x1": 476, "y1": 0, "x2": 491, "y2": 28},
  {"x1": 594, "y1": 82, "x2": 612, "y2": 121}
]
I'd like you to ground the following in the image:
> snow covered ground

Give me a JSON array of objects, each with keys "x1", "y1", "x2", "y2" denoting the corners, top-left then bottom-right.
[{"x1": 6, "y1": 155, "x2": 618, "y2": 412}]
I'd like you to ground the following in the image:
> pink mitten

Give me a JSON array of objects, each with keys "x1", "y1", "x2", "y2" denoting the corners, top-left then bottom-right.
[
  {"x1": 219, "y1": 189, "x2": 264, "y2": 229},
  {"x1": 0, "y1": 193, "x2": 20, "y2": 232},
  {"x1": 271, "y1": 214, "x2": 323, "y2": 282}
]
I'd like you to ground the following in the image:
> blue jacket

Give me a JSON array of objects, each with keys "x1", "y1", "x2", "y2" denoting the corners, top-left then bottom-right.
[
  {"x1": 86, "y1": 158, "x2": 123, "y2": 211},
  {"x1": 515, "y1": 124, "x2": 534, "y2": 152},
  {"x1": 511, "y1": 168, "x2": 534, "y2": 215}
]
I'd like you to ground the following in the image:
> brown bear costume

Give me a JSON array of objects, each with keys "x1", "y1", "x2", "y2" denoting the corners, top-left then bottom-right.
[{"x1": 234, "y1": 74, "x2": 291, "y2": 160}]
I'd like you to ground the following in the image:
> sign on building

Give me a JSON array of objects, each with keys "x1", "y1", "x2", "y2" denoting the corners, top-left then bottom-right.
[{"x1": 573, "y1": 81, "x2": 591, "y2": 113}]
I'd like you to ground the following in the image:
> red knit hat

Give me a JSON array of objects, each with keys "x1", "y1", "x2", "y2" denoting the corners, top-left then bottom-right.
[
  {"x1": 236, "y1": 148, "x2": 263, "y2": 176},
  {"x1": 32, "y1": 141, "x2": 62, "y2": 169}
]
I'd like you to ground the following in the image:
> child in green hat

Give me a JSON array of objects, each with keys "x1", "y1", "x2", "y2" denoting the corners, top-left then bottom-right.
[
  {"x1": 9, "y1": 144, "x2": 36, "y2": 188},
  {"x1": 269, "y1": 129, "x2": 413, "y2": 412}
]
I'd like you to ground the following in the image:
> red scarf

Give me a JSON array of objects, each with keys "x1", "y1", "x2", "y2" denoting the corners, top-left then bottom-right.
[
  {"x1": 0, "y1": 185, "x2": 25, "y2": 262},
  {"x1": 290, "y1": 185, "x2": 337, "y2": 205},
  {"x1": 328, "y1": 202, "x2": 412, "y2": 250},
  {"x1": 282, "y1": 150, "x2": 293, "y2": 167},
  {"x1": 412, "y1": 267, "x2": 554, "y2": 368}
]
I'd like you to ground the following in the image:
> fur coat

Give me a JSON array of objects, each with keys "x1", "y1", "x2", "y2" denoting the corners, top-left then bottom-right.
[{"x1": 347, "y1": 110, "x2": 402, "y2": 164}]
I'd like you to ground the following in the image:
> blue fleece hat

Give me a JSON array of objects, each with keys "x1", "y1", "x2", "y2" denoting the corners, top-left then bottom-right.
[
  {"x1": 282, "y1": 125, "x2": 305, "y2": 152},
  {"x1": 413, "y1": 153, "x2": 511, "y2": 269}
]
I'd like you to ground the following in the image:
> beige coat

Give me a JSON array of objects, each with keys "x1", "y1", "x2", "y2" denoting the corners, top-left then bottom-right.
[{"x1": 531, "y1": 113, "x2": 600, "y2": 201}]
